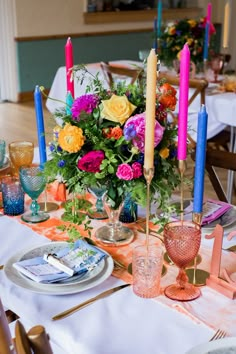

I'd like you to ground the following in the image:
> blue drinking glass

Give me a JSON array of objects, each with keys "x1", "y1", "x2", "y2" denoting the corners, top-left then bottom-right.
[{"x1": 19, "y1": 166, "x2": 50, "y2": 223}]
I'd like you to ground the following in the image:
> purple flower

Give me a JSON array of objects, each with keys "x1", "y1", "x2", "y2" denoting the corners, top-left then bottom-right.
[
  {"x1": 124, "y1": 113, "x2": 165, "y2": 153},
  {"x1": 58, "y1": 160, "x2": 65, "y2": 168},
  {"x1": 116, "y1": 164, "x2": 133, "y2": 180},
  {"x1": 123, "y1": 123, "x2": 137, "y2": 141},
  {"x1": 71, "y1": 94, "x2": 99, "y2": 121},
  {"x1": 49, "y1": 143, "x2": 55, "y2": 152}
]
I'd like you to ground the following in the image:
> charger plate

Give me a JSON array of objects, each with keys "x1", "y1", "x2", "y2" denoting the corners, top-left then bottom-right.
[
  {"x1": 186, "y1": 337, "x2": 236, "y2": 354},
  {"x1": 4, "y1": 242, "x2": 113, "y2": 295}
]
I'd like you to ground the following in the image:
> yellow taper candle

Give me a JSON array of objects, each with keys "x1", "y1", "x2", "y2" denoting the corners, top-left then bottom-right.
[
  {"x1": 144, "y1": 49, "x2": 157, "y2": 170},
  {"x1": 223, "y1": 1, "x2": 231, "y2": 48}
]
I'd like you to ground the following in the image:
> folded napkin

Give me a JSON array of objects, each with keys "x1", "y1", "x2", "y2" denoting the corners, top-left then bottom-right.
[
  {"x1": 13, "y1": 240, "x2": 107, "y2": 283},
  {"x1": 172, "y1": 199, "x2": 232, "y2": 225}
]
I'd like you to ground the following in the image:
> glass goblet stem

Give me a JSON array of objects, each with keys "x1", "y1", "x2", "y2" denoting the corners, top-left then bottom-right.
[{"x1": 30, "y1": 199, "x2": 40, "y2": 216}]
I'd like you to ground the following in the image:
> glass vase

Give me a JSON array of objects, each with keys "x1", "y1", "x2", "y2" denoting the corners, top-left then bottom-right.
[
  {"x1": 95, "y1": 196, "x2": 134, "y2": 246},
  {"x1": 119, "y1": 193, "x2": 137, "y2": 223}
]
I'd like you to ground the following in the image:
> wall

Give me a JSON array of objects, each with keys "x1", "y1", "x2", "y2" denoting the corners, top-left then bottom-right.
[{"x1": 13, "y1": 0, "x2": 235, "y2": 99}]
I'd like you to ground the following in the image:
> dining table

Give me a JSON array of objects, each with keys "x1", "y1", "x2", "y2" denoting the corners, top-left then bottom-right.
[{"x1": 0, "y1": 150, "x2": 236, "y2": 354}]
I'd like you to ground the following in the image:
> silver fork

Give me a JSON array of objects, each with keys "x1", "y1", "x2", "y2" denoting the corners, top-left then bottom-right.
[{"x1": 209, "y1": 329, "x2": 227, "y2": 341}]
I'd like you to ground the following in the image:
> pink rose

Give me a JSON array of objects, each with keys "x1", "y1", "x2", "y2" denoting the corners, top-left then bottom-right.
[
  {"x1": 132, "y1": 162, "x2": 142, "y2": 178},
  {"x1": 78, "y1": 150, "x2": 105, "y2": 173},
  {"x1": 116, "y1": 163, "x2": 133, "y2": 180}
]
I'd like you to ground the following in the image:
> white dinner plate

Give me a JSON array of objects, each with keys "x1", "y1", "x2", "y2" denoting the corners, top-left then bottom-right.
[
  {"x1": 185, "y1": 337, "x2": 236, "y2": 354},
  {"x1": 4, "y1": 242, "x2": 114, "y2": 295},
  {"x1": 202, "y1": 207, "x2": 236, "y2": 231}
]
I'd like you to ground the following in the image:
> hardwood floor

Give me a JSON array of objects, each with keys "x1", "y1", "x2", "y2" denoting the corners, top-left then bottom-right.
[{"x1": 0, "y1": 100, "x2": 233, "y2": 204}]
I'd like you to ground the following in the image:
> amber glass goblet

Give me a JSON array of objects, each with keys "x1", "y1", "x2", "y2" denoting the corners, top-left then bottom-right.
[
  {"x1": 9, "y1": 141, "x2": 34, "y2": 176},
  {"x1": 163, "y1": 220, "x2": 201, "y2": 301}
]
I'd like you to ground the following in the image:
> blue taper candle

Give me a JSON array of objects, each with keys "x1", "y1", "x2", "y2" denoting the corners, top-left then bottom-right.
[
  {"x1": 157, "y1": 0, "x2": 162, "y2": 38},
  {"x1": 34, "y1": 85, "x2": 47, "y2": 167},
  {"x1": 203, "y1": 22, "x2": 209, "y2": 60},
  {"x1": 193, "y1": 105, "x2": 208, "y2": 213},
  {"x1": 153, "y1": 17, "x2": 158, "y2": 53}
]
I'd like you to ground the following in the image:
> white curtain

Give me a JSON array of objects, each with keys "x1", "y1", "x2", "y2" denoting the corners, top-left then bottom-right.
[{"x1": 0, "y1": 0, "x2": 18, "y2": 102}]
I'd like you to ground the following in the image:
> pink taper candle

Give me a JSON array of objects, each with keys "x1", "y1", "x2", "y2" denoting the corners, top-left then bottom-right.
[
  {"x1": 144, "y1": 49, "x2": 157, "y2": 170},
  {"x1": 177, "y1": 44, "x2": 190, "y2": 161},
  {"x1": 207, "y1": 2, "x2": 212, "y2": 39},
  {"x1": 65, "y1": 37, "x2": 74, "y2": 98}
]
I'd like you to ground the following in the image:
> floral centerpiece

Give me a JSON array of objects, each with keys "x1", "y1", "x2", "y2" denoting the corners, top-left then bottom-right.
[
  {"x1": 159, "y1": 17, "x2": 216, "y2": 69},
  {"x1": 43, "y1": 65, "x2": 180, "y2": 227}
]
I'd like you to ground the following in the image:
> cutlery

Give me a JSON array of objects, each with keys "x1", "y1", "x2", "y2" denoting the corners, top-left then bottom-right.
[
  {"x1": 209, "y1": 329, "x2": 227, "y2": 341},
  {"x1": 52, "y1": 283, "x2": 130, "y2": 321}
]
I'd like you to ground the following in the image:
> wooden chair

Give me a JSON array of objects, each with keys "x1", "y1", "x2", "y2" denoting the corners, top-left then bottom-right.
[
  {"x1": 100, "y1": 61, "x2": 144, "y2": 88},
  {"x1": 158, "y1": 72, "x2": 209, "y2": 148},
  {"x1": 191, "y1": 148, "x2": 236, "y2": 203}
]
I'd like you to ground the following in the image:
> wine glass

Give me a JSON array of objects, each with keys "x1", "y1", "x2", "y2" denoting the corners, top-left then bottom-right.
[
  {"x1": 210, "y1": 55, "x2": 224, "y2": 83},
  {"x1": 163, "y1": 220, "x2": 201, "y2": 301},
  {"x1": 95, "y1": 196, "x2": 134, "y2": 246},
  {"x1": 19, "y1": 166, "x2": 50, "y2": 223},
  {"x1": 87, "y1": 185, "x2": 108, "y2": 220}
]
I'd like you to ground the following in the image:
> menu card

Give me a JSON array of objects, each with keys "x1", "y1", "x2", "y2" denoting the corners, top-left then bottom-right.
[{"x1": 13, "y1": 240, "x2": 107, "y2": 283}]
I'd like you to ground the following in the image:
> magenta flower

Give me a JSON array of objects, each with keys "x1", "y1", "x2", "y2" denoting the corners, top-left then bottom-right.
[
  {"x1": 77, "y1": 150, "x2": 105, "y2": 173},
  {"x1": 116, "y1": 164, "x2": 133, "y2": 180},
  {"x1": 71, "y1": 94, "x2": 99, "y2": 121},
  {"x1": 124, "y1": 113, "x2": 165, "y2": 153},
  {"x1": 132, "y1": 162, "x2": 142, "y2": 178}
]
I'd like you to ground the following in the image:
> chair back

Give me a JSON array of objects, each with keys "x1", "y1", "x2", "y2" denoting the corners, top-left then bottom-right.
[
  {"x1": 100, "y1": 62, "x2": 143, "y2": 88},
  {"x1": 191, "y1": 149, "x2": 236, "y2": 203},
  {"x1": 159, "y1": 72, "x2": 208, "y2": 148}
]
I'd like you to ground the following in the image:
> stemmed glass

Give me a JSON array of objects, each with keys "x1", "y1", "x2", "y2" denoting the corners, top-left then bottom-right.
[
  {"x1": 210, "y1": 55, "x2": 224, "y2": 83},
  {"x1": 87, "y1": 185, "x2": 108, "y2": 220},
  {"x1": 95, "y1": 196, "x2": 134, "y2": 246},
  {"x1": 19, "y1": 166, "x2": 50, "y2": 223},
  {"x1": 163, "y1": 220, "x2": 201, "y2": 301}
]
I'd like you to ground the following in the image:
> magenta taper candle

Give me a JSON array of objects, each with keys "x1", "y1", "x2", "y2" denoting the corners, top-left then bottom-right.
[
  {"x1": 177, "y1": 43, "x2": 190, "y2": 161},
  {"x1": 65, "y1": 37, "x2": 74, "y2": 98}
]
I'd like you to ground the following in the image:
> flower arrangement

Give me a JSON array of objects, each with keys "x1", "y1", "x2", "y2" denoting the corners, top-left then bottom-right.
[
  {"x1": 159, "y1": 17, "x2": 216, "y2": 68},
  {"x1": 43, "y1": 65, "x2": 180, "y2": 218}
]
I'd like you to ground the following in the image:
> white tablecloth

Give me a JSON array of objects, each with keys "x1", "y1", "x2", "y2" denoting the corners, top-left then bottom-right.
[
  {"x1": 45, "y1": 61, "x2": 231, "y2": 142},
  {"x1": 1, "y1": 214, "x2": 236, "y2": 354}
]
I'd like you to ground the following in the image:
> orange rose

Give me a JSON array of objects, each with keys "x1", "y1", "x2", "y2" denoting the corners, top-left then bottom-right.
[{"x1": 158, "y1": 83, "x2": 177, "y2": 111}]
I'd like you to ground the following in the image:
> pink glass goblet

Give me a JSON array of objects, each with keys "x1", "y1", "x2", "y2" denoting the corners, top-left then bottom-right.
[
  {"x1": 210, "y1": 56, "x2": 224, "y2": 83},
  {"x1": 163, "y1": 220, "x2": 201, "y2": 301}
]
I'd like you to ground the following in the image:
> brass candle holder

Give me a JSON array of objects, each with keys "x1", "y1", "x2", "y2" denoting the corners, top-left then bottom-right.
[{"x1": 143, "y1": 167, "x2": 154, "y2": 248}]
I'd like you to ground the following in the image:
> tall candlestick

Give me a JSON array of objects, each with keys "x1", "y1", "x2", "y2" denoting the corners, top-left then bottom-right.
[
  {"x1": 193, "y1": 105, "x2": 208, "y2": 213},
  {"x1": 177, "y1": 44, "x2": 190, "y2": 161},
  {"x1": 157, "y1": 0, "x2": 162, "y2": 38},
  {"x1": 203, "y1": 22, "x2": 209, "y2": 60},
  {"x1": 223, "y1": 0, "x2": 231, "y2": 49},
  {"x1": 144, "y1": 49, "x2": 157, "y2": 170},
  {"x1": 65, "y1": 37, "x2": 74, "y2": 98},
  {"x1": 34, "y1": 86, "x2": 47, "y2": 167}
]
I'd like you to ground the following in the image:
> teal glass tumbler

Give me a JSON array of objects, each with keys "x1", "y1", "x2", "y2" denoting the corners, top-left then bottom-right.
[
  {"x1": 1, "y1": 176, "x2": 24, "y2": 216},
  {"x1": 0, "y1": 140, "x2": 6, "y2": 168}
]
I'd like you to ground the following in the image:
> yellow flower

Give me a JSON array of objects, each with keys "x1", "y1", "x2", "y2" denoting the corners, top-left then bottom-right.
[
  {"x1": 159, "y1": 148, "x2": 170, "y2": 159},
  {"x1": 101, "y1": 94, "x2": 136, "y2": 125},
  {"x1": 187, "y1": 38, "x2": 194, "y2": 46},
  {"x1": 58, "y1": 123, "x2": 85, "y2": 153},
  {"x1": 188, "y1": 19, "x2": 196, "y2": 28}
]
